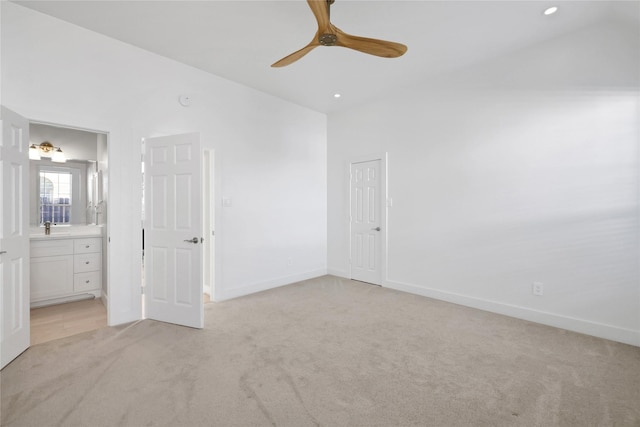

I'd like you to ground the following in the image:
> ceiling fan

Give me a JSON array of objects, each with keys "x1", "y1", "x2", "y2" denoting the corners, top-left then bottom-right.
[{"x1": 272, "y1": 0, "x2": 408, "y2": 67}]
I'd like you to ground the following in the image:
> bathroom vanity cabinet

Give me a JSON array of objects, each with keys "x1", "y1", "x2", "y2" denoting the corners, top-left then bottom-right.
[{"x1": 30, "y1": 236, "x2": 102, "y2": 303}]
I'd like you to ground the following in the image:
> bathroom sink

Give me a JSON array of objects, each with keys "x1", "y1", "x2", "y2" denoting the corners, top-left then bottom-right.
[{"x1": 30, "y1": 225, "x2": 102, "y2": 238}]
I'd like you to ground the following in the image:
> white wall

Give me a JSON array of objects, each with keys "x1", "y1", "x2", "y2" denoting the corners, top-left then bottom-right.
[
  {"x1": 2, "y1": 3, "x2": 327, "y2": 324},
  {"x1": 328, "y1": 20, "x2": 640, "y2": 346}
]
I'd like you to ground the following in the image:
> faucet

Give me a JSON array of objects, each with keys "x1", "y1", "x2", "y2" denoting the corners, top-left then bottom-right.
[{"x1": 44, "y1": 221, "x2": 51, "y2": 235}]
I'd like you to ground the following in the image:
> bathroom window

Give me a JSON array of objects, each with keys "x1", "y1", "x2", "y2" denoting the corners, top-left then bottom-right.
[
  {"x1": 33, "y1": 163, "x2": 84, "y2": 226},
  {"x1": 39, "y1": 170, "x2": 73, "y2": 225}
]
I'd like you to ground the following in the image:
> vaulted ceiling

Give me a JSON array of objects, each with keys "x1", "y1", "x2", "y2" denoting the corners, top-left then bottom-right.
[{"x1": 13, "y1": 1, "x2": 639, "y2": 113}]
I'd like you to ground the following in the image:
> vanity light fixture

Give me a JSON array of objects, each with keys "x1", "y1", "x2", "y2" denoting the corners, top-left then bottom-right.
[{"x1": 29, "y1": 141, "x2": 66, "y2": 163}]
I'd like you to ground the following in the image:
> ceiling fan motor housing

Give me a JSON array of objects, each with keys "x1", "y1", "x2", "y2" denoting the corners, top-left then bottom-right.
[{"x1": 319, "y1": 33, "x2": 337, "y2": 46}]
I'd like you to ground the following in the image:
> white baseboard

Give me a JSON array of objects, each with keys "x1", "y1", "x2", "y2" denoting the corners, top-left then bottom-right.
[
  {"x1": 384, "y1": 279, "x2": 640, "y2": 347},
  {"x1": 203, "y1": 284, "x2": 212, "y2": 297},
  {"x1": 101, "y1": 291, "x2": 108, "y2": 309},
  {"x1": 215, "y1": 269, "x2": 327, "y2": 302}
]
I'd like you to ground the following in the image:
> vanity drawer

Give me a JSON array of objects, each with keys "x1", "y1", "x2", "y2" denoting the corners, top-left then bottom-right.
[
  {"x1": 74, "y1": 252, "x2": 102, "y2": 273},
  {"x1": 74, "y1": 271, "x2": 101, "y2": 291},
  {"x1": 74, "y1": 238, "x2": 102, "y2": 254},
  {"x1": 31, "y1": 239, "x2": 74, "y2": 257}
]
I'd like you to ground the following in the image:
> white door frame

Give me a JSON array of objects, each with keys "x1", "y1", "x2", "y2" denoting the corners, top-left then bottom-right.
[
  {"x1": 208, "y1": 149, "x2": 223, "y2": 303},
  {"x1": 17, "y1": 115, "x2": 114, "y2": 325},
  {"x1": 348, "y1": 152, "x2": 388, "y2": 286},
  {"x1": 203, "y1": 149, "x2": 215, "y2": 299}
]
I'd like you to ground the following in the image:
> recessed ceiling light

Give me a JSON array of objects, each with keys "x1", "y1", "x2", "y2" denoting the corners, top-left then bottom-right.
[
  {"x1": 334, "y1": 93, "x2": 341, "y2": 98},
  {"x1": 544, "y1": 6, "x2": 558, "y2": 15}
]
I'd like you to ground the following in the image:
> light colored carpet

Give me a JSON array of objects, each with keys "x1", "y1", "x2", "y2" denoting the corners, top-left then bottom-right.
[{"x1": 2, "y1": 275, "x2": 639, "y2": 426}]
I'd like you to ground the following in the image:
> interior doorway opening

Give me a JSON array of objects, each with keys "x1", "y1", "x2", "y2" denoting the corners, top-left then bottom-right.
[{"x1": 28, "y1": 122, "x2": 110, "y2": 345}]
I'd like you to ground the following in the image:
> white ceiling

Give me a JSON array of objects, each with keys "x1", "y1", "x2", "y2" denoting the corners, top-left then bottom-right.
[{"x1": 12, "y1": 1, "x2": 639, "y2": 113}]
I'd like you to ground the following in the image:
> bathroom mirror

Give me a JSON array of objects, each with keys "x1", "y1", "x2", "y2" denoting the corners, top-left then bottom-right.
[{"x1": 29, "y1": 123, "x2": 103, "y2": 227}]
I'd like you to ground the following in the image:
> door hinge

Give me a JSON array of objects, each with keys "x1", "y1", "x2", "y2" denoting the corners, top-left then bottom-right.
[{"x1": 141, "y1": 286, "x2": 145, "y2": 295}]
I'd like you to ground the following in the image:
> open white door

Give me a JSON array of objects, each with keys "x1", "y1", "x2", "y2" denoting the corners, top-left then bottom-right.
[
  {"x1": 1, "y1": 107, "x2": 30, "y2": 368},
  {"x1": 144, "y1": 133, "x2": 203, "y2": 328}
]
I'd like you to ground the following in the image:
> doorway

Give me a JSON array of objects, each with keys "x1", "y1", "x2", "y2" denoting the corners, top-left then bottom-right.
[
  {"x1": 28, "y1": 122, "x2": 109, "y2": 344},
  {"x1": 350, "y1": 155, "x2": 387, "y2": 286}
]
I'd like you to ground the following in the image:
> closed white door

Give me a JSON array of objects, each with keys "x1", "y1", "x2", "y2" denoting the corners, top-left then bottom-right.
[
  {"x1": 1, "y1": 107, "x2": 30, "y2": 368},
  {"x1": 144, "y1": 133, "x2": 203, "y2": 329},
  {"x1": 350, "y1": 159, "x2": 382, "y2": 285}
]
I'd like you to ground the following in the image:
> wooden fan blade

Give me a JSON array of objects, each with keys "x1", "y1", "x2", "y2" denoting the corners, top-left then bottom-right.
[
  {"x1": 271, "y1": 39, "x2": 321, "y2": 68},
  {"x1": 334, "y1": 26, "x2": 407, "y2": 58},
  {"x1": 307, "y1": 0, "x2": 331, "y2": 32}
]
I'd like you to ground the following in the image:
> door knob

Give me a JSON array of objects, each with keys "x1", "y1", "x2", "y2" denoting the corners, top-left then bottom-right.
[
  {"x1": 184, "y1": 237, "x2": 199, "y2": 244},
  {"x1": 371, "y1": 227, "x2": 381, "y2": 231}
]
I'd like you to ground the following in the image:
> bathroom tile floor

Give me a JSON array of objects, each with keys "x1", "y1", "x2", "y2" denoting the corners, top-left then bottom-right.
[{"x1": 30, "y1": 299, "x2": 107, "y2": 345}]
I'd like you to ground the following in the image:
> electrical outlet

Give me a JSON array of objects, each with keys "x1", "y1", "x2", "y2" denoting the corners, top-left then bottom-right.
[
  {"x1": 532, "y1": 282, "x2": 544, "y2": 296},
  {"x1": 287, "y1": 257, "x2": 293, "y2": 266}
]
